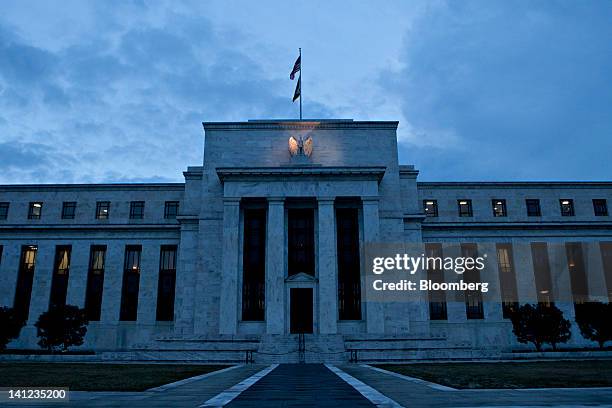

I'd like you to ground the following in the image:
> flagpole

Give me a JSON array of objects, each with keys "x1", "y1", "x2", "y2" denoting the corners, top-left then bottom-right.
[{"x1": 299, "y1": 48, "x2": 302, "y2": 121}]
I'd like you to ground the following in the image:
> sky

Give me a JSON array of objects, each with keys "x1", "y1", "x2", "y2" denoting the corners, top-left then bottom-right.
[{"x1": 0, "y1": 0, "x2": 611, "y2": 184}]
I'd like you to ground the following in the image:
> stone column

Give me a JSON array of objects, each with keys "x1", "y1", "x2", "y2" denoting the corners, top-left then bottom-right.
[
  {"x1": 27, "y1": 243, "x2": 54, "y2": 325},
  {"x1": 478, "y1": 242, "x2": 503, "y2": 322},
  {"x1": 100, "y1": 242, "x2": 125, "y2": 323},
  {"x1": 137, "y1": 242, "x2": 159, "y2": 325},
  {"x1": 363, "y1": 196, "x2": 384, "y2": 334},
  {"x1": 266, "y1": 198, "x2": 285, "y2": 334},
  {"x1": 66, "y1": 243, "x2": 90, "y2": 308},
  {"x1": 174, "y1": 217, "x2": 199, "y2": 334},
  {"x1": 318, "y1": 197, "x2": 337, "y2": 334},
  {"x1": 219, "y1": 197, "x2": 241, "y2": 335}
]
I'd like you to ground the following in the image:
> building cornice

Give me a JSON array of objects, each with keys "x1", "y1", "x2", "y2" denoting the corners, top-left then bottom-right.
[
  {"x1": 0, "y1": 183, "x2": 184, "y2": 192},
  {"x1": 418, "y1": 181, "x2": 612, "y2": 189},
  {"x1": 216, "y1": 166, "x2": 386, "y2": 183},
  {"x1": 421, "y1": 221, "x2": 612, "y2": 230},
  {"x1": 203, "y1": 120, "x2": 399, "y2": 131}
]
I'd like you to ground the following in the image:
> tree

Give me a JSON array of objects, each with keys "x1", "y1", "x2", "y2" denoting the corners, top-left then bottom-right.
[
  {"x1": 575, "y1": 302, "x2": 612, "y2": 349},
  {"x1": 35, "y1": 305, "x2": 88, "y2": 352},
  {"x1": 510, "y1": 303, "x2": 571, "y2": 351},
  {"x1": 0, "y1": 307, "x2": 25, "y2": 350}
]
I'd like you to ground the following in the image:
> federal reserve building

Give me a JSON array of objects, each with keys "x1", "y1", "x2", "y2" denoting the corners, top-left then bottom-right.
[{"x1": 1, "y1": 119, "x2": 611, "y2": 363}]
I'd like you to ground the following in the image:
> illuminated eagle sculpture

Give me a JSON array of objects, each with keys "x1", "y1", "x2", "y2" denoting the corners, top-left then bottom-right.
[{"x1": 288, "y1": 136, "x2": 313, "y2": 157}]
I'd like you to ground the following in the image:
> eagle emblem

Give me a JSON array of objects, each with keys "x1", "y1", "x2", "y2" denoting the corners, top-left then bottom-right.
[{"x1": 288, "y1": 136, "x2": 313, "y2": 157}]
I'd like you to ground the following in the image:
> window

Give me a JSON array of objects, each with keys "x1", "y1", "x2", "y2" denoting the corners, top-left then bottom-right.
[
  {"x1": 423, "y1": 200, "x2": 438, "y2": 217},
  {"x1": 426, "y1": 243, "x2": 447, "y2": 320},
  {"x1": 61, "y1": 202, "x2": 76, "y2": 219},
  {"x1": 531, "y1": 242, "x2": 554, "y2": 305},
  {"x1": 49, "y1": 246, "x2": 71, "y2": 310},
  {"x1": 0, "y1": 202, "x2": 9, "y2": 219},
  {"x1": 14, "y1": 245, "x2": 37, "y2": 322},
  {"x1": 560, "y1": 199, "x2": 574, "y2": 216},
  {"x1": 288, "y1": 208, "x2": 315, "y2": 276},
  {"x1": 242, "y1": 208, "x2": 266, "y2": 321},
  {"x1": 164, "y1": 201, "x2": 179, "y2": 219},
  {"x1": 0, "y1": 245, "x2": 3, "y2": 265},
  {"x1": 593, "y1": 199, "x2": 608, "y2": 216},
  {"x1": 85, "y1": 246, "x2": 106, "y2": 321},
  {"x1": 337, "y1": 207, "x2": 362, "y2": 320},
  {"x1": 96, "y1": 201, "x2": 110, "y2": 219},
  {"x1": 458, "y1": 200, "x2": 472, "y2": 217},
  {"x1": 496, "y1": 244, "x2": 519, "y2": 318},
  {"x1": 492, "y1": 199, "x2": 507, "y2": 217},
  {"x1": 28, "y1": 202, "x2": 43, "y2": 219},
  {"x1": 156, "y1": 245, "x2": 177, "y2": 321},
  {"x1": 462, "y1": 244, "x2": 484, "y2": 319},
  {"x1": 566, "y1": 243, "x2": 588, "y2": 312},
  {"x1": 526, "y1": 199, "x2": 541, "y2": 217},
  {"x1": 129, "y1": 201, "x2": 145, "y2": 219},
  {"x1": 119, "y1": 245, "x2": 141, "y2": 321}
]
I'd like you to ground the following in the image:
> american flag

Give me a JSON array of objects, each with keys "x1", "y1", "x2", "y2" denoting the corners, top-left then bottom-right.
[
  {"x1": 290, "y1": 56, "x2": 301, "y2": 80},
  {"x1": 292, "y1": 76, "x2": 301, "y2": 102}
]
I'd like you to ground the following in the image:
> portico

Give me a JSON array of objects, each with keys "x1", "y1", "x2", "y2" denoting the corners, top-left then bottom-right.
[{"x1": 216, "y1": 166, "x2": 386, "y2": 335}]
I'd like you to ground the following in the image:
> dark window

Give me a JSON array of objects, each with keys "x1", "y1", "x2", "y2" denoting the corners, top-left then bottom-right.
[
  {"x1": 242, "y1": 208, "x2": 266, "y2": 321},
  {"x1": 600, "y1": 242, "x2": 612, "y2": 302},
  {"x1": 61, "y1": 202, "x2": 76, "y2": 219},
  {"x1": 49, "y1": 246, "x2": 71, "y2": 310},
  {"x1": 462, "y1": 244, "x2": 484, "y2": 319},
  {"x1": 0, "y1": 202, "x2": 9, "y2": 219},
  {"x1": 0, "y1": 245, "x2": 3, "y2": 265},
  {"x1": 129, "y1": 201, "x2": 145, "y2": 219},
  {"x1": 288, "y1": 208, "x2": 315, "y2": 276},
  {"x1": 492, "y1": 199, "x2": 507, "y2": 217},
  {"x1": 85, "y1": 245, "x2": 106, "y2": 321},
  {"x1": 337, "y1": 207, "x2": 362, "y2": 320},
  {"x1": 156, "y1": 245, "x2": 177, "y2": 321},
  {"x1": 593, "y1": 199, "x2": 608, "y2": 216},
  {"x1": 458, "y1": 200, "x2": 472, "y2": 217},
  {"x1": 531, "y1": 242, "x2": 554, "y2": 305},
  {"x1": 96, "y1": 201, "x2": 110, "y2": 219},
  {"x1": 423, "y1": 200, "x2": 438, "y2": 217},
  {"x1": 119, "y1": 245, "x2": 142, "y2": 321},
  {"x1": 164, "y1": 201, "x2": 179, "y2": 219},
  {"x1": 14, "y1": 245, "x2": 37, "y2": 322},
  {"x1": 526, "y1": 199, "x2": 541, "y2": 217},
  {"x1": 560, "y1": 199, "x2": 574, "y2": 216},
  {"x1": 426, "y1": 243, "x2": 447, "y2": 320},
  {"x1": 566, "y1": 243, "x2": 589, "y2": 311},
  {"x1": 496, "y1": 244, "x2": 519, "y2": 318},
  {"x1": 28, "y1": 202, "x2": 43, "y2": 219}
]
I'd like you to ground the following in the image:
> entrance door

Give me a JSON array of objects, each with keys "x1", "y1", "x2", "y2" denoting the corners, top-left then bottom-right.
[{"x1": 290, "y1": 288, "x2": 313, "y2": 334}]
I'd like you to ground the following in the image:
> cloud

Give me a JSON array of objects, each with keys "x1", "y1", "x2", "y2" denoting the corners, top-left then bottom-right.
[
  {"x1": 0, "y1": 2, "x2": 336, "y2": 184},
  {"x1": 386, "y1": 1, "x2": 612, "y2": 181}
]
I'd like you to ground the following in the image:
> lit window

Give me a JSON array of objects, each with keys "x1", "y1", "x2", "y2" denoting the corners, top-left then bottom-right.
[
  {"x1": 61, "y1": 202, "x2": 76, "y2": 219},
  {"x1": 492, "y1": 199, "x2": 507, "y2": 217},
  {"x1": 593, "y1": 199, "x2": 608, "y2": 216},
  {"x1": 423, "y1": 200, "x2": 438, "y2": 217},
  {"x1": 526, "y1": 199, "x2": 541, "y2": 217},
  {"x1": 129, "y1": 201, "x2": 145, "y2": 219},
  {"x1": 458, "y1": 200, "x2": 472, "y2": 217},
  {"x1": 28, "y1": 202, "x2": 43, "y2": 219},
  {"x1": 96, "y1": 201, "x2": 110, "y2": 219},
  {"x1": 560, "y1": 199, "x2": 574, "y2": 216}
]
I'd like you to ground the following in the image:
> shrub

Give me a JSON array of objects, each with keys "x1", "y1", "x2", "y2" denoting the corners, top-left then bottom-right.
[
  {"x1": 510, "y1": 303, "x2": 571, "y2": 351},
  {"x1": 575, "y1": 302, "x2": 612, "y2": 349},
  {"x1": 0, "y1": 307, "x2": 25, "y2": 350},
  {"x1": 35, "y1": 305, "x2": 88, "y2": 352}
]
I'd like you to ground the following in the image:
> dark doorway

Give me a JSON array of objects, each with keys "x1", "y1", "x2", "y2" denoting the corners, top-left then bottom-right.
[{"x1": 290, "y1": 288, "x2": 313, "y2": 334}]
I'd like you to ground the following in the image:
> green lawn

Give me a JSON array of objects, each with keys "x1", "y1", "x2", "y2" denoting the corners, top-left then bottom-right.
[
  {"x1": 0, "y1": 362, "x2": 228, "y2": 391},
  {"x1": 376, "y1": 360, "x2": 612, "y2": 389}
]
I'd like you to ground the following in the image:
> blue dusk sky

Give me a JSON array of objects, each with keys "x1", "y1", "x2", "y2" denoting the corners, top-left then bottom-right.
[{"x1": 0, "y1": 0, "x2": 611, "y2": 184}]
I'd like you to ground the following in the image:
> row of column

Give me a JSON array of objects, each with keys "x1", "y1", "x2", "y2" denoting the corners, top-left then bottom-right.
[{"x1": 219, "y1": 196, "x2": 382, "y2": 335}]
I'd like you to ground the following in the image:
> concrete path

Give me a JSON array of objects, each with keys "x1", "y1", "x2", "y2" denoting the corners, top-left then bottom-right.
[
  {"x1": 226, "y1": 364, "x2": 374, "y2": 407},
  {"x1": 340, "y1": 364, "x2": 612, "y2": 408}
]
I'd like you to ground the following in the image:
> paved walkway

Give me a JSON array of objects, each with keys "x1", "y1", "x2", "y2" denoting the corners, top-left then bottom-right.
[
  {"x1": 340, "y1": 364, "x2": 612, "y2": 408},
  {"x1": 226, "y1": 364, "x2": 373, "y2": 407},
  {"x1": 5, "y1": 363, "x2": 612, "y2": 407}
]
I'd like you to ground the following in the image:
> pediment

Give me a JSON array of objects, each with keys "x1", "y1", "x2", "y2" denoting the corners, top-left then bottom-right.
[{"x1": 285, "y1": 272, "x2": 318, "y2": 283}]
